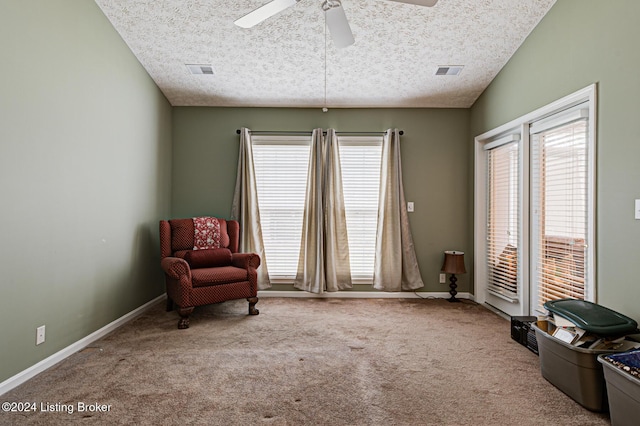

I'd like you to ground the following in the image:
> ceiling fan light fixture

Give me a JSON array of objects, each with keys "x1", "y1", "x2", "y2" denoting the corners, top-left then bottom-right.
[
  {"x1": 323, "y1": 0, "x2": 355, "y2": 49},
  {"x1": 235, "y1": 0, "x2": 435, "y2": 48}
]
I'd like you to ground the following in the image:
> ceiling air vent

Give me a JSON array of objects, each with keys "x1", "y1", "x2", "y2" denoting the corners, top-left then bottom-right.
[
  {"x1": 186, "y1": 64, "x2": 215, "y2": 75},
  {"x1": 436, "y1": 66, "x2": 464, "y2": 76}
]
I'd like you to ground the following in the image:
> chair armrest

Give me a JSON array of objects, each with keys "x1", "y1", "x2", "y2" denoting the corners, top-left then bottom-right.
[
  {"x1": 160, "y1": 257, "x2": 192, "y2": 281},
  {"x1": 231, "y1": 253, "x2": 261, "y2": 270}
]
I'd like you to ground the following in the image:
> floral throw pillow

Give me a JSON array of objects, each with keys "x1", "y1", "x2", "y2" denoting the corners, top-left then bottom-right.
[{"x1": 193, "y1": 217, "x2": 221, "y2": 250}]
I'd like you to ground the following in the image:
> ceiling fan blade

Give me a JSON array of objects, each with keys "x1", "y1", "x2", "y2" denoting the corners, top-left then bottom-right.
[
  {"x1": 325, "y1": 3, "x2": 355, "y2": 48},
  {"x1": 385, "y1": 0, "x2": 438, "y2": 6},
  {"x1": 234, "y1": 0, "x2": 300, "y2": 28}
]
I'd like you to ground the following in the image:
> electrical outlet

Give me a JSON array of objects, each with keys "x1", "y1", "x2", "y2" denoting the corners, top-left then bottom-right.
[
  {"x1": 439, "y1": 273, "x2": 446, "y2": 284},
  {"x1": 407, "y1": 202, "x2": 414, "y2": 212},
  {"x1": 36, "y1": 325, "x2": 45, "y2": 345}
]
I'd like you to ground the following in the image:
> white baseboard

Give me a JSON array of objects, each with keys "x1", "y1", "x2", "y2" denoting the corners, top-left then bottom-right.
[
  {"x1": 258, "y1": 290, "x2": 474, "y2": 300},
  {"x1": 0, "y1": 294, "x2": 165, "y2": 396},
  {"x1": 482, "y1": 302, "x2": 510, "y2": 320}
]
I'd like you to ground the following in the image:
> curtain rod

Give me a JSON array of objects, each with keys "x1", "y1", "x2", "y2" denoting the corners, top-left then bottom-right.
[{"x1": 235, "y1": 129, "x2": 404, "y2": 136}]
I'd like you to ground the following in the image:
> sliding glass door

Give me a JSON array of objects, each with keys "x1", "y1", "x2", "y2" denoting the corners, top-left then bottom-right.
[{"x1": 475, "y1": 86, "x2": 596, "y2": 317}]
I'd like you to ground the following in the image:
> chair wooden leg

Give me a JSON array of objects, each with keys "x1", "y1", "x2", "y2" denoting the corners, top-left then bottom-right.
[
  {"x1": 177, "y1": 306, "x2": 194, "y2": 329},
  {"x1": 247, "y1": 297, "x2": 259, "y2": 315},
  {"x1": 166, "y1": 296, "x2": 174, "y2": 312}
]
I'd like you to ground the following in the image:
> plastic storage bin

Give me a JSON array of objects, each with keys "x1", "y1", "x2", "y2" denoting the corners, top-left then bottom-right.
[
  {"x1": 533, "y1": 323, "x2": 632, "y2": 411},
  {"x1": 534, "y1": 299, "x2": 640, "y2": 411},
  {"x1": 598, "y1": 350, "x2": 640, "y2": 426}
]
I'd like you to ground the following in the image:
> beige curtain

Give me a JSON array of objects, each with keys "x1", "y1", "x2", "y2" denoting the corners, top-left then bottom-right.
[
  {"x1": 294, "y1": 129, "x2": 352, "y2": 293},
  {"x1": 231, "y1": 128, "x2": 271, "y2": 289},
  {"x1": 373, "y1": 129, "x2": 424, "y2": 291},
  {"x1": 323, "y1": 129, "x2": 352, "y2": 291},
  {"x1": 294, "y1": 129, "x2": 324, "y2": 292}
]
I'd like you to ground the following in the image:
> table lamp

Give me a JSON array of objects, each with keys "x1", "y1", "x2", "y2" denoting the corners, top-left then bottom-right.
[{"x1": 441, "y1": 251, "x2": 466, "y2": 302}]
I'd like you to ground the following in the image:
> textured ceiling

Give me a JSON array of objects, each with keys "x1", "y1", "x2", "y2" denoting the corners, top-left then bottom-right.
[{"x1": 95, "y1": 0, "x2": 556, "y2": 108}]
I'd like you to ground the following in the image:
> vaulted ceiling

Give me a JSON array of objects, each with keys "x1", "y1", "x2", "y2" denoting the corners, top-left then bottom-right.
[{"x1": 95, "y1": 0, "x2": 556, "y2": 108}]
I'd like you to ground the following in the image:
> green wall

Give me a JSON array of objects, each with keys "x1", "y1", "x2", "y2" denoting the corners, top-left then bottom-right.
[
  {"x1": 171, "y1": 107, "x2": 470, "y2": 292},
  {"x1": 8, "y1": 0, "x2": 638, "y2": 389},
  {"x1": 470, "y1": 0, "x2": 640, "y2": 321},
  {"x1": 0, "y1": 1, "x2": 172, "y2": 383}
]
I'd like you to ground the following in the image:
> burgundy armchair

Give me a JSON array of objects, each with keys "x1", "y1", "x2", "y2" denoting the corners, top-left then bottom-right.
[{"x1": 159, "y1": 217, "x2": 260, "y2": 329}]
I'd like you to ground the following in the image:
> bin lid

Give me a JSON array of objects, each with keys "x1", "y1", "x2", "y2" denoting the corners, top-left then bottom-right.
[{"x1": 544, "y1": 298, "x2": 638, "y2": 336}]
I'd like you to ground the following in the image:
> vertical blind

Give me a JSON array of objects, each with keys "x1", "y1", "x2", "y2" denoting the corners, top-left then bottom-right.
[
  {"x1": 531, "y1": 110, "x2": 589, "y2": 312},
  {"x1": 485, "y1": 136, "x2": 520, "y2": 300},
  {"x1": 339, "y1": 137, "x2": 383, "y2": 282},
  {"x1": 252, "y1": 137, "x2": 311, "y2": 280}
]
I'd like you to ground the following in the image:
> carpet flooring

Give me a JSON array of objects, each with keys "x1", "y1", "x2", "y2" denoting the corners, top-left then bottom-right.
[{"x1": 1, "y1": 297, "x2": 610, "y2": 425}]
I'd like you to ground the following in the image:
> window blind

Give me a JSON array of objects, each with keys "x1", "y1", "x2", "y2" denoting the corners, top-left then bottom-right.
[
  {"x1": 339, "y1": 137, "x2": 383, "y2": 283},
  {"x1": 252, "y1": 137, "x2": 311, "y2": 280},
  {"x1": 486, "y1": 137, "x2": 520, "y2": 300},
  {"x1": 251, "y1": 134, "x2": 383, "y2": 283},
  {"x1": 531, "y1": 113, "x2": 589, "y2": 312}
]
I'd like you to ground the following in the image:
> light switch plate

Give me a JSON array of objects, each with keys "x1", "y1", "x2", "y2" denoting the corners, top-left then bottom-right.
[
  {"x1": 36, "y1": 325, "x2": 45, "y2": 345},
  {"x1": 407, "y1": 202, "x2": 414, "y2": 212},
  {"x1": 636, "y1": 199, "x2": 640, "y2": 219}
]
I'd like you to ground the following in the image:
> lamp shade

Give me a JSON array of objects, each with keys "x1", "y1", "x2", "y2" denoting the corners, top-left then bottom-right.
[{"x1": 441, "y1": 251, "x2": 466, "y2": 274}]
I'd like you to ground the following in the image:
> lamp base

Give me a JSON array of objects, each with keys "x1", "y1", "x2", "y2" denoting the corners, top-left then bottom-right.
[{"x1": 448, "y1": 274, "x2": 460, "y2": 302}]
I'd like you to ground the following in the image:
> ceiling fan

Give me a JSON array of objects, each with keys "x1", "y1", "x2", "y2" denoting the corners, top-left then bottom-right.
[{"x1": 234, "y1": 0, "x2": 439, "y2": 48}]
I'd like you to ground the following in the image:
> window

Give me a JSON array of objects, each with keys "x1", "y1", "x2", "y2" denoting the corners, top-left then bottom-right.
[
  {"x1": 338, "y1": 136, "x2": 383, "y2": 283},
  {"x1": 251, "y1": 134, "x2": 383, "y2": 283},
  {"x1": 530, "y1": 108, "x2": 590, "y2": 312},
  {"x1": 252, "y1": 136, "x2": 311, "y2": 280}
]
